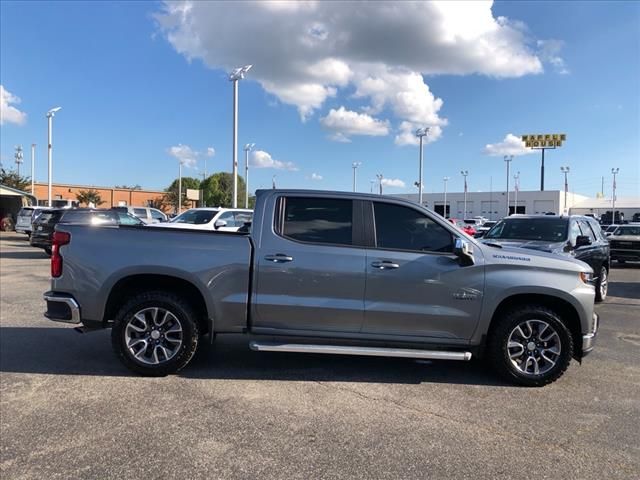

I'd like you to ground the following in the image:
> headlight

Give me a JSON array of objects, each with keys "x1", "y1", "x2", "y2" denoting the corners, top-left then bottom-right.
[{"x1": 579, "y1": 272, "x2": 594, "y2": 284}]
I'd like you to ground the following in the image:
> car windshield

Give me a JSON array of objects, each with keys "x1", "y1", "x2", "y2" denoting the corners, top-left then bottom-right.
[
  {"x1": 613, "y1": 226, "x2": 640, "y2": 236},
  {"x1": 171, "y1": 210, "x2": 218, "y2": 225},
  {"x1": 484, "y1": 218, "x2": 568, "y2": 242}
]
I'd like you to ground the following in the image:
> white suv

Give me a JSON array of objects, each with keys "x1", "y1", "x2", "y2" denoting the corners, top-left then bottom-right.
[
  {"x1": 149, "y1": 208, "x2": 253, "y2": 232},
  {"x1": 112, "y1": 207, "x2": 168, "y2": 224}
]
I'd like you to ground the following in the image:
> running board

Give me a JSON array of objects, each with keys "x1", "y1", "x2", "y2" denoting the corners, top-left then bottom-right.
[{"x1": 249, "y1": 341, "x2": 472, "y2": 361}]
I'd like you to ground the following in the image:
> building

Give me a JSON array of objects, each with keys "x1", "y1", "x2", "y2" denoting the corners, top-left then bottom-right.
[
  {"x1": 570, "y1": 196, "x2": 640, "y2": 223},
  {"x1": 392, "y1": 190, "x2": 590, "y2": 220},
  {"x1": 32, "y1": 182, "x2": 168, "y2": 211}
]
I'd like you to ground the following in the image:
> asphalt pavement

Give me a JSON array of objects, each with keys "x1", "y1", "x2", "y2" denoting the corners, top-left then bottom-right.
[{"x1": 1, "y1": 231, "x2": 639, "y2": 479}]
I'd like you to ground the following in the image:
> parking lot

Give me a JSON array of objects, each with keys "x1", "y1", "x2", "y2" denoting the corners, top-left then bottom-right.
[{"x1": 1, "y1": 231, "x2": 639, "y2": 479}]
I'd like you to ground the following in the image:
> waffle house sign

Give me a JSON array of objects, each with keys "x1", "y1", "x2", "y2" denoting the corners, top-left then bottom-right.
[{"x1": 521, "y1": 134, "x2": 566, "y2": 148}]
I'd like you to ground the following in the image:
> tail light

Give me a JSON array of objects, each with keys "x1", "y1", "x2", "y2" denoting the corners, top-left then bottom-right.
[{"x1": 51, "y1": 231, "x2": 71, "y2": 278}]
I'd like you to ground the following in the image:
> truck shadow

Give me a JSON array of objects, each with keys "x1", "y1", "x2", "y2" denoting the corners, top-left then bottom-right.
[
  {"x1": 607, "y1": 282, "x2": 640, "y2": 300},
  {"x1": 0, "y1": 250, "x2": 49, "y2": 260},
  {"x1": 0, "y1": 327, "x2": 513, "y2": 387}
]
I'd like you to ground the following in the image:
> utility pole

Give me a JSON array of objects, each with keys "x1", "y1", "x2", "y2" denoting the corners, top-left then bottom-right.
[
  {"x1": 504, "y1": 155, "x2": 513, "y2": 217},
  {"x1": 514, "y1": 171, "x2": 520, "y2": 214},
  {"x1": 611, "y1": 168, "x2": 619, "y2": 225},
  {"x1": 560, "y1": 166, "x2": 570, "y2": 213},
  {"x1": 415, "y1": 128, "x2": 429, "y2": 205},
  {"x1": 489, "y1": 176, "x2": 493, "y2": 220},
  {"x1": 443, "y1": 176, "x2": 450, "y2": 218},
  {"x1": 30, "y1": 144, "x2": 36, "y2": 194},
  {"x1": 243, "y1": 143, "x2": 255, "y2": 208},
  {"x1": 229, "y1": 65, "x2": 252, "y2": 209},
  {"x1": 352, "y1": 162, "x2": 362, "y2": 192},
  {"x1": 370, "y1": 180, "x2": 376, "y2": 194},
  {"x1": 460, "y1": 170, "x2": 468, "y2": 219},
  {"x1": 14, "y1": 145, "x2": 23, "y2": 177},
  {"x1": 46, "y1": 107, "x2": 62, "y2": 207},
  {"x1": 178, "y1": 160, "x2": 183, "y2": 214},
  {"x1": 376, "y1": 174, "x2": 383, "y2": 195}
]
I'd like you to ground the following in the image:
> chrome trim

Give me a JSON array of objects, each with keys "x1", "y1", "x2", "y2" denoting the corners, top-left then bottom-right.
[
  {"x1": 249, "y1": 341, "x2": 472, "y2": 361},
  {"x1": 44, "y1": 294, "x2": 81, "y2": 324},
  {"x1": 582, "y1": 312, "x2": 599, "y2": 352}
]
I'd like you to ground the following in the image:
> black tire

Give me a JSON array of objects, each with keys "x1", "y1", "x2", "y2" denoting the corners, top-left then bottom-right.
[
  {"x1": 595, "y1": 265, "x2": 608, "y2": 303},
  {"x1": 488, "y1": 305, "x2": 573, "y2": 387},
  {"x1": 111, "y1": 291, "x2": 200, "y2": 376}
]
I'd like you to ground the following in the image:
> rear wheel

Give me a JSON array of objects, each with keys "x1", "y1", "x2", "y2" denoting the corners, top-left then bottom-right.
[
  {"x1": 111, "y1": 291, "x2": 200, "y2": 376},
  {"x1": 488, "y1": 305, "x2": 573, "y2": 387},
  {"x1": 595, "y1": 265, "x2": 608, "y2": 302}
]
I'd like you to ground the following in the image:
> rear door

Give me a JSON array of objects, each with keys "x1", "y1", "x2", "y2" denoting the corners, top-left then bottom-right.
[
  {"x1": 362, "y1": 200, "x2": 484, "y2": 341},
  {"x1": 574, "y1": 219, "x2": 605, "y2": 271},
  {"x1": 253, "y1": 195, "x2": 366, "y2": 333}
]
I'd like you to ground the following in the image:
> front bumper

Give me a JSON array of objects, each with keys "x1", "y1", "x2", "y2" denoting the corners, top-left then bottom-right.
[
  {"x1": 44, "y1": 291, "x2": 81, "y2": 324},
  {"x1": 582, "y1": 312, "x2": 599, "y2": 356}
]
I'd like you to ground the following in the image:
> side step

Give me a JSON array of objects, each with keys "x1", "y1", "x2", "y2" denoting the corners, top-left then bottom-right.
[{"x1": 249, "y1": 341, "x2": 472, "y2": 361}]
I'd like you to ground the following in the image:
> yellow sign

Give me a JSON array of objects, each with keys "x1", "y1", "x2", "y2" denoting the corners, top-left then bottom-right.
[{"x1": 521, "y1": 134, "x2": 566, "y2": 148}]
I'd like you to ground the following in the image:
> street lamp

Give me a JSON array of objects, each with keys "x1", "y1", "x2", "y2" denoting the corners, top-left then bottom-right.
[
  {"x1": 460, "y1": 170, "x2": 468, "y2": 219},
  {"x1": 560, "y1": 166, "x2": 570, "y2": 213},
  {"x1": 443, "y1": 176, "x2": 450, "y2": 218},
  {"x1": 177, "y1": 159, "x2": 185, "y2": 215},
  {"x1": 514, "y1": 171, "x2": 520, "y2": 214},
  {"x1": 504, "y1": 155, "x2": 513, "y2": 217},
  {"x1": 376, "y1": 174, "x2": 384, "y2": 195},
  {"x1": 229, "y1": 65, "x2": 252, "y2": 208},
  {"x1": 370, "y1": 180, "x2": 376, "y2": 193},
  {"x1": 244, "y1": 143, "x2": 255, "y2": 208},
  {"x1": 30, "y1": 144, "x2": 36, "y2": 194},
  {"x1": 14, "y1": 145, "x2": 23, "y2": 176},
  {"x1": 352, "y1": 162, "x2": 362, "y2": 192},
  {"x1": 415, "y1": 127, "x2": 430, "y2": 205},
  {"x1": 46, "y1": 107, "x2": 62, "y2": 207},
  {"x1": 611, "y1": 168, "x2": 620, "y2": 225}
]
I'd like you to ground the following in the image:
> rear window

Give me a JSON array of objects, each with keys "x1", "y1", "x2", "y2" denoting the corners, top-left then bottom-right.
[
  {"x1": 60, "y1": 210, "x2": 117, "y2": 225},
  {"x1": 18, "y1": 208, "x2": 34, "y2": 216},
  {"x1": 35, "y1": 211, "x2": 63, "y2": 224},
  {"x1": 485, "y1": 218, "x2": 568, "y2": 242},
  {"x1": 133, "y1": 208, "x2": 147, "y2": 218},
  {"x1": 281, "y1": 197, "x2": 353, "y2": 246}
]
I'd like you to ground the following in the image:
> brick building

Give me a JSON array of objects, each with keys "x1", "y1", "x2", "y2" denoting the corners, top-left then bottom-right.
[{"x1": 32, "y1": 182, "x2": 169, "y2": 211}]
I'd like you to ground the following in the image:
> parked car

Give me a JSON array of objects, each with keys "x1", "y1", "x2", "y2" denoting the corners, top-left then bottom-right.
[
  {"x1": 474, "y1": 220, "x2": 497, "y2": 238},
  {"x1": 149, "y1": 207, "x2": 253, "y2": 232},
  {"x1": 31, "y1": 208, "x2": 143, "y2": 255},
  {"x1": 37, "y1": 199, "x2": 79, "y2": 209},
  {"x1": 15, "y1": 206, "x2": 47, "y2": 237},
  {"x1": 111, "y1": 206, "x2": 168, "y2": 224},
  {"x1": 447, "y1": 218, "x2": 476, "y2": 236},
  {"x1": 44, "y1": 190, "x2": 599, "y2": 386},
  {"x1": 483, "y1": 215, "x2": 610, "y2": 301},
  {"x1": 608, "y1": 225, "x2": 640, "y2": 263}
]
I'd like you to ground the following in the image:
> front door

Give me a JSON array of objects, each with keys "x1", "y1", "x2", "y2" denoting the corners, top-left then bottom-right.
[
  {"x1": 253, "y1": 196, "x2": 366, "y2": 333},
  {"x1": 362, "y1": 201, "x2": 484, "y2": 341}
]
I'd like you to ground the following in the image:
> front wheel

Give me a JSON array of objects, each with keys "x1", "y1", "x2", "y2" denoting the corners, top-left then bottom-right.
[
  {"x1": 488, "y1": 305, "x2": 573, "y2": 387},
  {"x1": 595, "y1": 266, "x2": 608, "y2": 302},
  {"x1": 111, "y1": 291, "x2": 200, "y2": 376}
]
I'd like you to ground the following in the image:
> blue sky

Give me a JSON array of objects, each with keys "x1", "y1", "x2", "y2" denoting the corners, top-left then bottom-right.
[{"x1": 1, "y1": 1, "x2": 638, "y2": 197}]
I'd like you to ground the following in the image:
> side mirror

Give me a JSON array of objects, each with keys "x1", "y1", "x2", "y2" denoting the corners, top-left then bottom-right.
[
  {"x1": 214, "y1": 219, "x2": 227, "y2": 229},
  {"x1": 575, "y1": 235, "x2": 591, "y2": 248},
  {"x1": 454, "y1": 237, "x2": 475, "y2": 266}
]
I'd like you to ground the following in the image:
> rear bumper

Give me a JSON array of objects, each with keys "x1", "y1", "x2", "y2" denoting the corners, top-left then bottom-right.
[
  {"x1": 582, "y1": 312, "x2": 599, "y2": 356},
  {"x1": 44, "y1": 291, "x2": 81, "y2": 324}
]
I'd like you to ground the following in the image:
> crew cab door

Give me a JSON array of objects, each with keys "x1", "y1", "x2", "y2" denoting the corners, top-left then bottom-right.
[
  {"x1": 252, "y1": 195, "x2": 366, "y2": 333},
  {"x1": 362, "y1": 201, "x2": 484, "y2": 341}
]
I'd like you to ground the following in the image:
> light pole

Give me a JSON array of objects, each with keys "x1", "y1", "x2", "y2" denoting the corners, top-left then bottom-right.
[
  {"x1": 460, "y1": 170, "x2": 468, "y2": 219},
  {"x1": 178, "y1": 160, "x2": 184, "y2": 215},
  {"x1": 229, "y1": 65, "x2": 252, "y2": 208},
  {"x1": 30, "y1": 144, "x2": 36, "y2": 194},
  {"x1": 14, "y1": 145, "x2": 23, "y2": 176},
  {"x1": 415, "y1": 127, "x2": 429, "y2": 205},
  {"x1": 352, "y1": 162, "x2": 362, "y2": 192},
  {"x1": 244, "y1": 143, "x2": 255, "y2": 208},
  {"x1": 514, "y1": 171, "x2": 520, "y2": 214},
  {"x1": 443, "y1": 176, "x2": 450, "y2": 218},
  {"x1": 560, "y1": 166, "x2": 570, "y2": 213},
  {"x1": 504, "y1": 155, "x2": 513, "y2": 217},
  {"x1": 611, "y1": 168, "x2": 620, "y2": 225},
  {"x1": 376, "y1": 174, "x2": 383, "y2": 195},
  {"x1": 272, "y1": 174, "x2": 277, "y2": 189},
  {"x1": 46, "y1": 107, "x2": 62, "y2": 207}
]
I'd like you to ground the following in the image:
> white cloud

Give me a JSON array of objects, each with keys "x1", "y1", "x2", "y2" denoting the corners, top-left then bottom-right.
[
  {"x1": 483, "y1": 133, "x2": 534, "y2": 156},
  {"x1": 155, "y1": 1, "x2": 552, "y2": 134},
  {"x1": 320, "y1": 107, "x2": 390, "y2": 142},
  {"x1": 381, "y1": 178, "x2": 406, "y2": 188},
  {"x1": 537, "y1": 40, "x2": 569, "y2": 75},
  {"x1": 251, "y1": 150, "x2": 298, "y2": 171},
  {"x1": 167, "y1": 144, "x2": 198, "y2": 167},
  {"x1": 0, "y1": 85, "x2": 27, "y2": 126},
  {"x1": 310, "y1": 172, "x2": 323, "y2": 180},
  {"x1": 206, "y1": 147, "x2": 216, "y2": 157}
]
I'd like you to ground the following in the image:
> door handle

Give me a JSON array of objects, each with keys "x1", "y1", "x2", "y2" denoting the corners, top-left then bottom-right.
[
  {"x1": 371, "y1": 260, "x2": 400, "y2": 270},
  {"x1": 264, "y1": 254, "x2": 294, "y2": 263}
]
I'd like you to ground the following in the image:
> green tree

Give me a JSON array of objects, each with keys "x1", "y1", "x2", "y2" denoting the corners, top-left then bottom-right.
[
  {"x1": 0, "y1": 167, "x2": 30, "y2": 191},
  {"x1": 164, "y1": 177, "x2": 201, "y2": 211},
  {"x1": 201, "y1": 172, "x2": 246, "y2": 208},
  {"x1": 76, "y1": 189, "x2": 105, "y2": 206}
]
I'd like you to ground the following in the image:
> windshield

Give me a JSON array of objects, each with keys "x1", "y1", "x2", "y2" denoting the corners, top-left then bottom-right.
[
  {"x1": 613, "y1": 226, "x2": 640, "y2": 236},
  {"x1": 484, "y1": 218, "x2": 568, "y2": 242},
  {"x1": 171, "y1": 209, "x2": 218, "y2": 225}
]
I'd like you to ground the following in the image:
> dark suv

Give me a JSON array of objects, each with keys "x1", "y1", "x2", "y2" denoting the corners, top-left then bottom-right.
[
  {"x1": 30, "y1": 208, "x2": 143, "y2": 255},
  {"x1": 483, "y1": 215, "x2": 610, "y2": 301}
]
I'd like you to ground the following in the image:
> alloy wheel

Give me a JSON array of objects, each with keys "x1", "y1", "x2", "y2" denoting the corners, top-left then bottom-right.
[
  {"x1": 507, "y1": 319, "x2": 561, "y2": 376},
  {"x1": 124, "y1": 307, "x2": 183, "y2": 365}
]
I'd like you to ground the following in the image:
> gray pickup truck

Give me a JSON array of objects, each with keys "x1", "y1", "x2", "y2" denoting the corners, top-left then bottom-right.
[{"x1": 44, "y1": 190, "x2": 599, "y2": 386}]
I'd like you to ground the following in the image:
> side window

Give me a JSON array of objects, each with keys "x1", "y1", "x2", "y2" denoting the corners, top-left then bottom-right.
[
  {"x1": 374, "y1": 202, "x2": 453, "y2": 253},
  {"x1": 150, "y1": 209, "x2": 165, "y2": 221},
  {"x1": 578, "y1": 220, "x2": 596, "y2": 242},
  {"x1": 217, "y1": 211, "x2": 237, "y2": 227},
  {"x1": 133, "y1": 208, "x2": 148, "y2": 218},
  {"x1": 569, "y1": 220, "x2": 582, "y2": 245},
  {"x1": 281, "y1": 197, "x2": 353, "y2": 246},
  {"x1": 117, "y1": 213, "x2": 143, "y2": 225}
]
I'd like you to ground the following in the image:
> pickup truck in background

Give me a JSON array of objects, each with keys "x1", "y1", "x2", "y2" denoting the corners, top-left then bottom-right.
[{"x1": 44, "y1": 190, "x2": 599, "y2": 386}]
